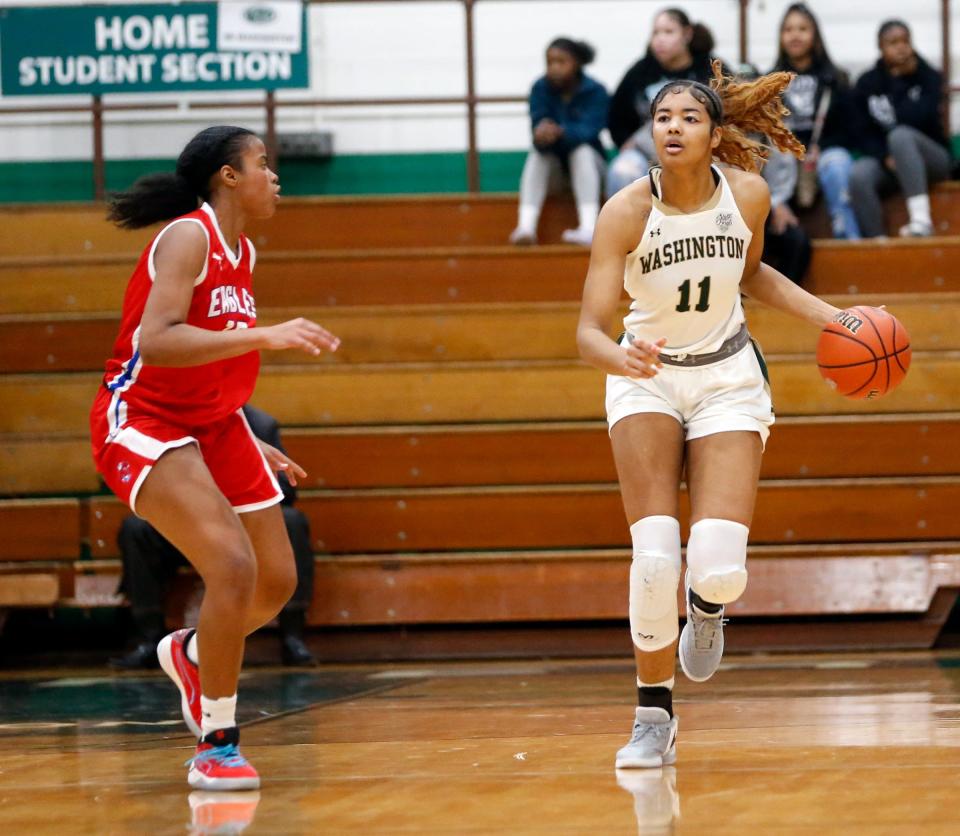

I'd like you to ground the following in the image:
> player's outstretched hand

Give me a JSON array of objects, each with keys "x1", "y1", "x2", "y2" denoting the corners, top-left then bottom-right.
[
  {"x1": 622, "y1": 337, "x2": 666, "y2": 379},
  {"x1": 261, "y1": 318, "x2": 341, "y2": 356},
  {"x1": 257, "y1": 440, "x2": 307, "y2": 486}
]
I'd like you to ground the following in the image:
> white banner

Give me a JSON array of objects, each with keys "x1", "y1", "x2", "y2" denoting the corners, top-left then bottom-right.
[{"x1": 217, "y1": 1, "x2": 303, "y2": 54}]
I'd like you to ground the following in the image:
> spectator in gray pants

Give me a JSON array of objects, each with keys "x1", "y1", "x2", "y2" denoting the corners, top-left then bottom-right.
[{"x1": 849, "y1": 20, "x2": 953, "y2": 237}]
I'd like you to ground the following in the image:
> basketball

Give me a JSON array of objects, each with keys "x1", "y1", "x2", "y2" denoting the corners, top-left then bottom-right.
[{"x1": 816, "y1": 306, "x2": 912, "y2": 399}]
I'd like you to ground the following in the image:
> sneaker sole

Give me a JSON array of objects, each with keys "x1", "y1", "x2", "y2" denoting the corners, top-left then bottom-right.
[
  {"x1": 615, "y1": 747, "x2": 677, "y2": 769},
  {"x1": 157, "y1": 634, "x2": 202, "y2": 738},
  {"x1": 188, "y1": 769, "x2": 261, "y2": 791}
]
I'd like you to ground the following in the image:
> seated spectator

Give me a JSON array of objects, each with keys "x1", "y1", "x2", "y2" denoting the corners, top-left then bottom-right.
[
  {"x1": 770, "y1": 3, "x2": 860, "y2": 239},
  {"x1": 509, "y1": 37, "x2": 608, "y2": 247},
  {"x1": 850, "y1": 20, "x2": 953, "y2": 237},
  {"x1": 606, "y1": 8, "x2": 728, "y2": 195},
  {"x1": 109, "y1": 405, "x2": 317, "y2": 669},
  {"x1": 724, "y1": 61, "x2": 811, "y2": 282},
  {"x1": 763, "y1": 146, "x2": 813, "y2": 283}
]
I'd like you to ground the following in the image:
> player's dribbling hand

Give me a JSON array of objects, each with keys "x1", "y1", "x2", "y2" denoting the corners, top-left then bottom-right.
[
  {"x1": 257, "y1": 440, "x2": 307, "y2": 486},
  {"x1": 262, "y1": 318, "x2": 341, "y2": 356},
  {"x1": 622, "y1": 337, "x2": 666, "y2": 379}
]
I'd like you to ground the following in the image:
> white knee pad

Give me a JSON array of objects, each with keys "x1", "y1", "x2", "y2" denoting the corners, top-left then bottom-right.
[
  {"x1": 686, "y1": 519, "x2": 749, "y2": 605},
  {"x1": 629, "y1": 516, "x2": 682, "y2": 652}
]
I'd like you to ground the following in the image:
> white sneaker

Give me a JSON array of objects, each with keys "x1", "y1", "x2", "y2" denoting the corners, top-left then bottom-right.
[
  {"x1": 615, "y1": 707, "x2": 677, "y2": 768},
  {"x1": 509, "y1": 226, "x2": 537, "y2": 246},
  {"x1": 560, "y1": 226, "x2": 594, "y2": 246},
  {"x1": 898, "y1": 220, "x2": 934, "y2": 237}
]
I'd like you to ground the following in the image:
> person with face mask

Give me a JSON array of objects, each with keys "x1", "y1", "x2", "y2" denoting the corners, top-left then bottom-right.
[{"x1": 606, "y1": 8, "x2": 728, "y2": 196}]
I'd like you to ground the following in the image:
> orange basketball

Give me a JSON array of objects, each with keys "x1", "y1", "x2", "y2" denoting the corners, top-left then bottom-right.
[{"x1": 816, "y1": 306, "x2": 911, "y2": 399}]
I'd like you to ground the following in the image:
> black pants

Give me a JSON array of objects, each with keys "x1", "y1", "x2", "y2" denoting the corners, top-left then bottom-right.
[
  {"x1": 118, "y1": 506, "x2": 315, "y2": 642},
  {"x1": 762, "y1": 222, "x2": 811, "y2": 285}
]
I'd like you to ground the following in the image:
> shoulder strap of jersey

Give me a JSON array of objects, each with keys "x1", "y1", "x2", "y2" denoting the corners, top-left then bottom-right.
[
  {"x1": 712, "y1": 164, "x2": 738, "y2": 208},
  {"x1": 649, "y1": 165, "x2": 662, "y2": 198}
]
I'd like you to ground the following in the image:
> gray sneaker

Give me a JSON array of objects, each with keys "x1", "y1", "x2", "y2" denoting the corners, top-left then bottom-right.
[
  {"x1": 679, "y1": 572, "x2": 726, "y2": 683},
  {"x1": 615, "y1": 707, "x2": 678, "y2": 769}
]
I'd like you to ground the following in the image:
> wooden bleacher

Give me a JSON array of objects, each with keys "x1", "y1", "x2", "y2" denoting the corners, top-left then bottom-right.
[{"x1": 2, "y1": 184, "x2": 960, "y2": 654}]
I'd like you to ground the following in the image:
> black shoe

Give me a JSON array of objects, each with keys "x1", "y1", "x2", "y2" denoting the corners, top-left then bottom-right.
[
  {"x1": 109, "y1": 641, "x2": 161, "y2": 670},
  {"x1": 280, "y1": 634, "x2": 316, "y2": 667}
]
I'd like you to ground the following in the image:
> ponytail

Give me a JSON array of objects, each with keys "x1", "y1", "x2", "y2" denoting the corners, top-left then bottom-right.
[
  {"x1": 710, "y1": 60, "x2": 805, "y2": 172},
  {"x1": 660, "y1": 8, "x2": 715, "y2": 56},
  {"x1": 548, "y1": 37, "x2": 596, "y2": 67},
  {"x1": 107, "y1": 125, "x2": 256, "y2": 229},
  {"x1": 649, "y1": 60, "x2": 805, "y2": 173},
  {"x1": 688, "y1": 22, "x2": 714, "y2": 56},
  {"x1": 106, "y1": 173, "x2": 198, "y2": 230}
]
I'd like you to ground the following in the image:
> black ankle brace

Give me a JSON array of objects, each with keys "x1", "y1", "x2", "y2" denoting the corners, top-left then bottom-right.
[
  {"x1": 202, "y1": 726, "x2": 239, "y2": 747},
  {"x1": 690, "y1": 590, "x2": 723, "y2": 614},
  {"x1": 638, "y1": 686, "x2": 673, "y2": 717}
]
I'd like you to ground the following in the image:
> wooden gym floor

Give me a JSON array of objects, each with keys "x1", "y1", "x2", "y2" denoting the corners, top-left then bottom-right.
[{"x1": 2, "y1": 650, "x2": 960, "y2": 833}]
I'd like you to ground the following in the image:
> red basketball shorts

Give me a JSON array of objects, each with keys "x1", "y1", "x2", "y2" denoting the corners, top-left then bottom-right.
[{"x1": 90, "y1": 387, "x2": 283, "y2": 516}]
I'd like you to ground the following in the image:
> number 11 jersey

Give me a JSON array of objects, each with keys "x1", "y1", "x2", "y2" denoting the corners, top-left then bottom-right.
[{"x1": 623, "y1": 164, "x2": 752, "y2": 356}]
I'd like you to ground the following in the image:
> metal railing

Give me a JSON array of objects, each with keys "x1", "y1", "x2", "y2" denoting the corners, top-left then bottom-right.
[{"x1": 0, "y1": 0, "x2": 953, "y2": 199}]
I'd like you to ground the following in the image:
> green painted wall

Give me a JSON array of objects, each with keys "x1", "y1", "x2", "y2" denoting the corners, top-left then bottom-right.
[
  {"x1": 1, "y1": 140, "x2": 957, "y2": 204},
  {"x1": 0, "y1": 151, "x2": 529, "y2": 203}
]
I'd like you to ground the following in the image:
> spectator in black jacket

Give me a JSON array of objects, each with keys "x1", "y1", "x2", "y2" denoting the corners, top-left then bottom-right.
[
  {"x1": 509, "y1": 37, "x2": 609, "y2": 247},
  {"x1": 110, "y1": 405, "x2": 317, "y2": 669},
  {"x1": 735, "y1": 61, "x2": 813, "y2": 283},
  {"x1": 770, "y1": 3, "x2": 860, "y2": 239},
  {"x1": 606, "y1": 8, "x2": 726, "y2": 195},
  {"x1": 849, "y1": 20, "x2": 952, "y2": 237}
]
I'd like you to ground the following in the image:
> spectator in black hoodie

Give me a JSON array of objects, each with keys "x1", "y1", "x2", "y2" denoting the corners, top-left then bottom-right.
[
  {"x1": 770, "y1": 3, "x2": 860, "y2": 239},
  {"x1": 606, "y1": 8, "x2": 726, "y2": 195},
  {"x1": 849, "y1": 20, "x2": 952, "y2": 237}
]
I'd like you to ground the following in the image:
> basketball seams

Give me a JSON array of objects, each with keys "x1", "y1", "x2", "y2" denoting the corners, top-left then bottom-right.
[
  {"x1": 890, "y1": 316, "x2": 912, "y2": 374},
  {"x1": 821, "y1": 326, "x2": 880, "y2": 361},
  {"x1": 818, "y1": 324, "x2": 878, "y2": 396},
  {"x1": 843, "y1": 368, "x2": 883, "y2": 398},
  {"x1": 817, "y1": 305, "x2": 911, "y2": 400},
  {"x1": 818, "y1": 347, "x2": 911, "y2": 370},
  {"x1": 857, "y1": 307, "x2": 891, "y2": 395},
  {"x1": 893, "y1": 346, "x2": 911, "y2": 373}
]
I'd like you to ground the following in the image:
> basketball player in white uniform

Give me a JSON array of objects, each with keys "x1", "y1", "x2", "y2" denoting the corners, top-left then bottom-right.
[{"x1": 577, "y1": 67, "x2": 841, "y2": 768}]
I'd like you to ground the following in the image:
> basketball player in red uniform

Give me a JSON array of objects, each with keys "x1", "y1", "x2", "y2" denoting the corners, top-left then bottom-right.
[{"x1": 90, "y1": 126, "x2": 339, "y2": 790}]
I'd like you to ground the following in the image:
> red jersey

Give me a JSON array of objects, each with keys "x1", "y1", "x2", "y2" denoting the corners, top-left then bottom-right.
[{"x1": 101, "y1": 203, "x2": 260, "y2": 431}]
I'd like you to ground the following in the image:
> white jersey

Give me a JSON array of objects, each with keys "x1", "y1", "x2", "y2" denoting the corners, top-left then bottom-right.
[{"x1": 623, "y1": 165, "x2": 753, "y2": 356}]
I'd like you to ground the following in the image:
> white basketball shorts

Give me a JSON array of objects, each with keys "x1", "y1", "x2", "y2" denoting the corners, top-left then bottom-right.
[{"x1": 606, "y1": 337, "x2": 775, "y2": 446}]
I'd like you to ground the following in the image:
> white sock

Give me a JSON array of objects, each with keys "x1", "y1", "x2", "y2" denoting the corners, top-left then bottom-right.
[
  {"x1": 906, "y1": 194, "x2": 932, "y2": 228},
  {"x1": 576, "y1": 202, "x2": 599, "y2": 233},
  {"x1": 637, "y1": 676, "x2": 675, "y2": 689},
  {"x1": 517, "y1": 205, "x2": 539, "y2": 232},
  {"x1": 201, "y1": 694, "x2": 238, "y2": 737},
  {"x1": 186, "y1": 633, "x2": 199, "y2": 665}
]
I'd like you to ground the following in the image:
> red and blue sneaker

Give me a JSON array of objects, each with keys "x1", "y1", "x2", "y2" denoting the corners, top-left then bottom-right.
[
  {"x1": 157, "y1": 628, "x2": 202, "y2": 737},
  {"x1": 187, "y1": 727, "x2": 260, "y2": 791}
]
